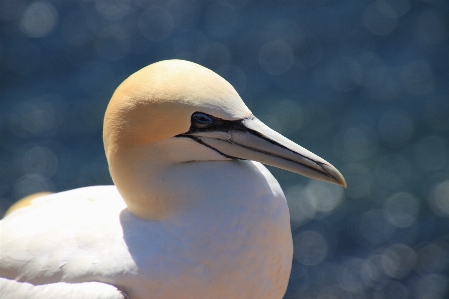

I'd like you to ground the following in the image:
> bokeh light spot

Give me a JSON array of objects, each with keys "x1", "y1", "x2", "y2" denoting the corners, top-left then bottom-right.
[
  {"x1": 9, "y1": 99, "x2": 57, "y2": 137},
  {"x1": 376, "y1": 281, "x2": 409, "y2": 299},
  {"x1": 286, "y1": 185, "x2": 315, "y2": 227},
  {"x1": 20, "y1": 1, "x2": 58, "y2": 38},
  {"x1": 318, "y1": 284, "x2": 350, "y2": 299},
  {"x1": 287, "y1": 180, "x2": 343, "y2": 228},
  {"x1": 22, "y1": 147, "x2": 58, "y2": 177},
  {"x1": 382, "y1": 244, "x2": 416, "y2": 278},
  {"x1": 167, "y1": 0, "x2": 199, "y2": 30},
  {"x1": 363, "y1": 1, "x2": 398, "y2": 36},
  {"x1": 305, "y1": 180, "x2": 343, "y2": 214},
  {"x1": 384, "y1": 192, "x2": 420, "y2": 227},
  {"x1": 338, "y1": 258, "x2": 367, "y2": 293},
  {"x1": 293, "y1": 231, "x2": 328, "y2": 266},
  {"x1": 333, "y1": 125, "x2": 378, "y2": 162},
  {"x1": 259, "y1": 40, "x2": 293, "y2": 75},
  {"x1": 416, "y1": 274, "x2": 448, "y2": 299},
  {"x1": 363, "y1": 254, "x2": 389, "y2": 284},
  {"x1": 413, "y1": 136, "x2": 448, "y2": 171},
  {"x1": 13, "y1": 174, "x2": 54, "y2": 200},
  {"x1": 429, "y1": 180, "x2": 449, "y2": 216},
  {"x1": 269, "y1": 100, "x2": 303, "y2": 136},
  {"x1": 95, "y1": 0, "x2": 130, "y2": 20},
  {"x1": 385, "y1": 0, "x2": 410, "y2": 16}
]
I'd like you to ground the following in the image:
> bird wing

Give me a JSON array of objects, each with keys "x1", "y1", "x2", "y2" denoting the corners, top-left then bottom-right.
[
  {"x1": 0, "y1": 186, "x2": 137, "y2": 285},
  {"x1": 4, "y1": 192, "x2": 53, "y2": 216},
  {"x1": 0, "y1": 278, "x2": 128, "y2": 299}
]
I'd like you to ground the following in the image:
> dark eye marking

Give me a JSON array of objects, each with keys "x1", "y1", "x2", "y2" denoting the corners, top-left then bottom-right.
[
  {"x1": 178, "y1": 112, "x2": 247, "y2": 134},
  {"x1": 192, "y1": 112, "x2": 214, "y2": 128}
]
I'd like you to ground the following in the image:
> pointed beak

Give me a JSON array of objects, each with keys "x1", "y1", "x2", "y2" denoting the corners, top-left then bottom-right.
[{"x1": 185, "y1": 116, "x2": 346, "y2": 187}]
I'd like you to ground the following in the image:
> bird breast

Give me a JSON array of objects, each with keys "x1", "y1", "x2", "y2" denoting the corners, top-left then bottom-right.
[{"x1": 0, "y1": 161, "x2": 292, "y2": 299}]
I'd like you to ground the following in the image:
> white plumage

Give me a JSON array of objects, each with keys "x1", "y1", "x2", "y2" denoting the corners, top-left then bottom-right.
[{"x1": 0, "y1": 279, "x2": 128, "y2": 299}]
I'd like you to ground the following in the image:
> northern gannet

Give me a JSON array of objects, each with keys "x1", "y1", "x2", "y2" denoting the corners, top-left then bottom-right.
[{"x1": 0, "y1": 60, "x2": 346, "y2": 299}]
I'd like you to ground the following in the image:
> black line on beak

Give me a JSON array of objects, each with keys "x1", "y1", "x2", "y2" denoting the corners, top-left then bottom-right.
[
  {"x1": 178, "y1": 135, "x2": 242, "y2": 160},
  {"x1": 175, "y1": 113, "x2": 336, "y2": 181}
]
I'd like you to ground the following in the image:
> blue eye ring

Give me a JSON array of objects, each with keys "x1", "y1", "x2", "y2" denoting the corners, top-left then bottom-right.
[{"x1": 192, "y1": 112, "x2": 214, "y2": 127}]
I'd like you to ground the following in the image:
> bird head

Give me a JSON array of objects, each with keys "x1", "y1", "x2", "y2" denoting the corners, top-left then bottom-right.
[{"x1": 103, "y1": 59, "x2": 346, "y2": 188}]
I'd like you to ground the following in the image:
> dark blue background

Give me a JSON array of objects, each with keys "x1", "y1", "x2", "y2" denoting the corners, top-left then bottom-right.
[{"x1": 1, "y1": 0, "x2": 449, "y2": 298}]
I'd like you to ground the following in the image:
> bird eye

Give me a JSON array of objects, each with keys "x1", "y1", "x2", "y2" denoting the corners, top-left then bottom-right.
[{"x1": 192, "y1": 112, "x2": 214, "y2": 128}]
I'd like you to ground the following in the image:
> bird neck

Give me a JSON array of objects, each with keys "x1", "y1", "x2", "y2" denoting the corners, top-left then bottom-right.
[{"x1": 106, "y1": 138, "x2": 233, "y2": 221}]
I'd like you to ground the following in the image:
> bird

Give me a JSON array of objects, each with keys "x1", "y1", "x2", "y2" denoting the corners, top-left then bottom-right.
[{"x1": 0, "y1": 59, "x2": 346, "y2": 299}]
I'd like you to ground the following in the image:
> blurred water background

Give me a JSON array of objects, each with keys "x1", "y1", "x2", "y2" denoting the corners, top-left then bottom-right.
[{"x1": 1, "y1": 0, "x2": 449, "y2": 298}]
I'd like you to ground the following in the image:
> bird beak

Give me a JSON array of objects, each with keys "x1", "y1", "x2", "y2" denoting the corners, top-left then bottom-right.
[{"x1": 184, "y1": 116, "x2": 346, "y2": 187}]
